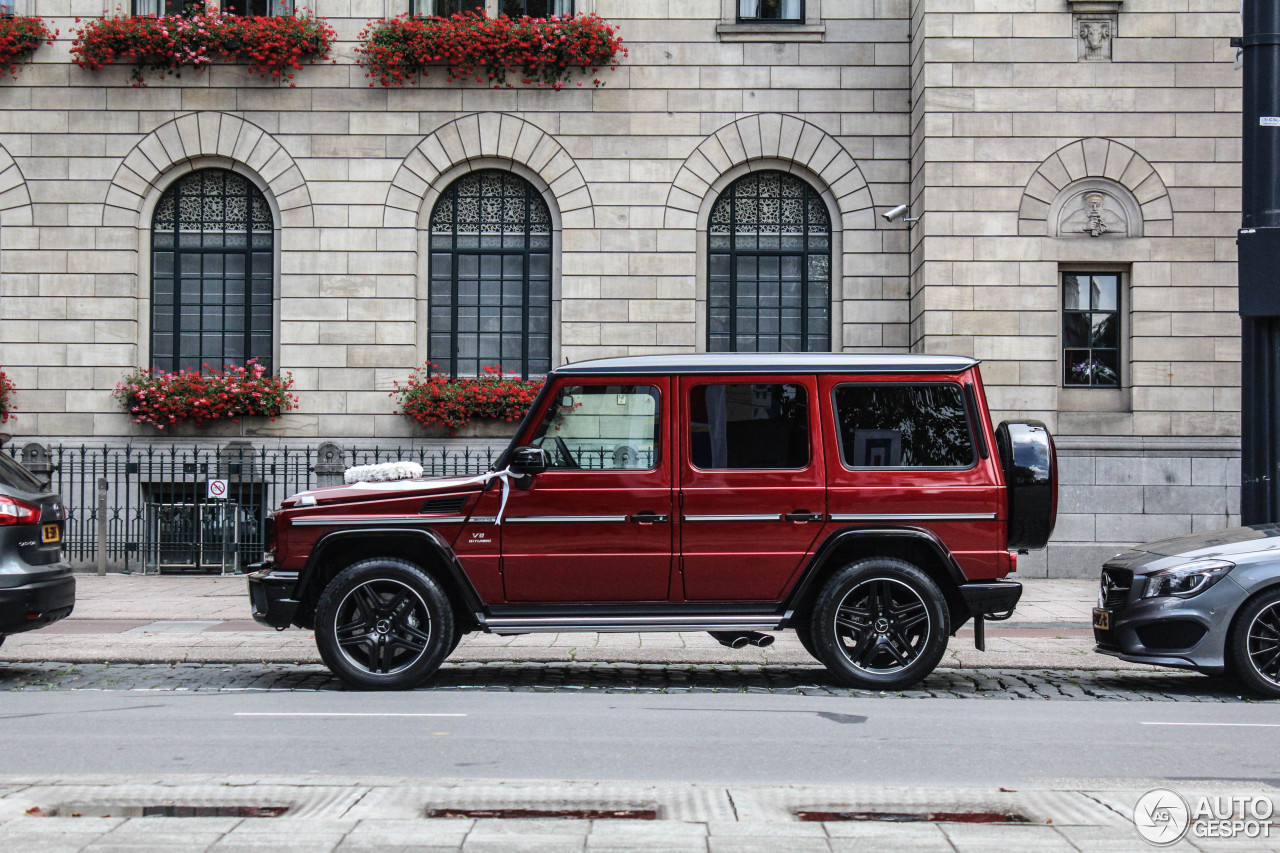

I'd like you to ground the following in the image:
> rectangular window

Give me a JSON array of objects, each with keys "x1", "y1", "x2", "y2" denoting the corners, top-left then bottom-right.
[
  {"x1": 410, "y1": 0, "x2": 485, "y2": 15},
  {"x1": 738, "y1": 0, "x2": 803, "y2": 22},
  {"x1": 532, "y1": 385, "x2": 660, "y2": 471},
  {"x1": 689, "y1": 383, "x2": 810, "y2": 470},
  {"x1": 132, "y1": 0, "x2": 200, "y2": 14},
  {"x1": 500, "y1": 0, "x2": 573, "y2": 15},
  {"x1": 833, "y1": 384, "x2": 975, "y2": 469},
  {"x1": 220, "y1": 0, "x2": 293, "y2": 14},
  {"x1": 1062, "y1": 272, "x2": 1120, "y2": 388}
]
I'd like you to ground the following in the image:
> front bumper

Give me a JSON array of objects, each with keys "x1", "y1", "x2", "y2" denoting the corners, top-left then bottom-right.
[
  {"x1": 1092, "y1": 574, "x2": 1244, "y2": 675},
  {"x1": 0, "y1": 572, "x2": 75, "y2": 636},
  {"x1": 247, "y1": 566, "x2": 300, "y2": 630}
]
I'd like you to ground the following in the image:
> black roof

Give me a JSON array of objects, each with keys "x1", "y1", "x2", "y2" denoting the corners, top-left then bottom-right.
[{"x1": 554, "y1": 353, "x2": 978, "y2": 376}]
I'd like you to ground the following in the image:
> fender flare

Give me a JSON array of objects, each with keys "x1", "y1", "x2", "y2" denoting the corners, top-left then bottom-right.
[
  {"x1": 782, "y1": 525, "x2": 968, "y2": 616},
  {"x1": 298, "y1": 526, "x2": 487, "y2": 614}
]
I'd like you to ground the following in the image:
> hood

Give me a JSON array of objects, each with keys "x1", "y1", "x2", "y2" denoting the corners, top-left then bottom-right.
[
  {"x1": 281, "y1": 472, "x2": 491, "y2": 508},
  {"x1": 1104, "y1": 524, "x2": 1280, "y2": 573}
]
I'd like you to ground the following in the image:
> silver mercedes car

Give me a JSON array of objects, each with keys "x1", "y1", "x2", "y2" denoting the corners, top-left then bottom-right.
[{"x1": 1093, "y1": 525, "x2": 1280, "y2": 698}]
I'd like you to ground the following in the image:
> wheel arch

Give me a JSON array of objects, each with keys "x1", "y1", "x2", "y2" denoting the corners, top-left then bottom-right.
[
  {"x1": 1225, "y1": 577, "x2": 1280, "y2": 652},
  {"x1": 785, "y1": 527, "x2": 970, "y2": 631},
  {"x1": 294, "y1": 528, "x2": 484, "y2": 631}
]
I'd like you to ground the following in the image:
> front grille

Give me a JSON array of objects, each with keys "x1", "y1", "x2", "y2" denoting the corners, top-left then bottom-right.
[
  {"x1": 1101, "y1": 567, "x2": 1133, "y2": 610},
  {"x1": 1137, "y1": 620, "x2": 1207, "y2": 652},
  {"x1": 421, "y1": 496, "x2": 466, "y2": 515}
]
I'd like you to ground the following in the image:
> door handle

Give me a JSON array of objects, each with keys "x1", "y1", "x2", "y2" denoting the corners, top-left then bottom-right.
[
  {"x1": 629, "y1": 512, "x2": 669, "y2": 524},
  {"x1": 784, "y1": 510, "x2": 825, "y2": 523}
]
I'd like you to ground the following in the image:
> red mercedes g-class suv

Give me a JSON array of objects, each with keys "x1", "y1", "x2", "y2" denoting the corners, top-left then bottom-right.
[{"x1": 249, "y1": 354, "x2": 1056, "y2": 691}]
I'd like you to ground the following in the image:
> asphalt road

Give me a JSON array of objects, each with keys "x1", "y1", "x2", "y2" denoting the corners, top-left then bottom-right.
[{"x1": 3, "y1": 689, "x2": 1278, "y2": 788}]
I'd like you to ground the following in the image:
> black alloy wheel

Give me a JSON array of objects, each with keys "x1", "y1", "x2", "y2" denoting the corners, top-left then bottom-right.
[
  {"x1": 314, "y1": 559, "x2": 454, "y2": 690},
  {"x1": 1229, "y1": 588, "x2": 1280, "y2": 699},
  {"x1": 810, "y1": 557, "x2": 950, "y2": 690}
]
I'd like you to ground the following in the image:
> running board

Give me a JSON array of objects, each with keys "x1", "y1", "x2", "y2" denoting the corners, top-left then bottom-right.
[{"x1": 479, "y1": 612, "x2": 792, "y2": 635}]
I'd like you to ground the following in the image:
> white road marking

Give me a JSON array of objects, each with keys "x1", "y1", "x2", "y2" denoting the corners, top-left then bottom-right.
[
  {"x1": 1140, "y1": 722, "x2": 1280, "y2": 728},
  {"x1": 234, "y1": 706, "x2": 465, "y2": 712}
]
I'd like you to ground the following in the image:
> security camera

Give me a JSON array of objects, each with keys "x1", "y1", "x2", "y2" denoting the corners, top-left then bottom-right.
[{"x1": 882, "y1": 204, "x2": 910, "y2": 222}]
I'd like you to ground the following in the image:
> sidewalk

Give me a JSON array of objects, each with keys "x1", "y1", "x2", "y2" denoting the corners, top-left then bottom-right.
[{"x1": 0, "y1": 574, "x2": 1138, "y2": 671}]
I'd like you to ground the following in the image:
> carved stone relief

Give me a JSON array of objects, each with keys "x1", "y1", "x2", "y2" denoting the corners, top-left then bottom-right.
[
  {"x1": 1076, "y1": 14, "x2": 1116, "y2": 62},
  {"x1": 1052, "y1": 181, "x2": 1141, "y2": 239}
]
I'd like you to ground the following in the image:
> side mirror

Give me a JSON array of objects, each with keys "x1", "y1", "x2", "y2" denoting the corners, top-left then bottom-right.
[{"x1": 509, "y1": 445, "x2": 548, "y2": 488}]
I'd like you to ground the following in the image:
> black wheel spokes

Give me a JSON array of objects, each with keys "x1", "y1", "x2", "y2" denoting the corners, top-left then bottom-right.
[
  {"x1": 835, "y1": 579, "x2": 931, "y2": 675},
  {"x1": 1249, "y1": 604, "x2": 1280, "y2": 683},
  {"x1": 335, "y1": 580, "x2": 432, "y2": 676}
]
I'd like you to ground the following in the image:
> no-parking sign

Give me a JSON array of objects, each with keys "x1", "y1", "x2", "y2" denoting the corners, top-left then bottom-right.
[{"x1": 207, "y1": 479, "x2": 228, "y2": 500}]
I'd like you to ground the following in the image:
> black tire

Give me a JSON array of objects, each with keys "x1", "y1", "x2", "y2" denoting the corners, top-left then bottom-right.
[
  {"x1": 793, "y1": 623, "x2": 820, "y2": 660},
  {"x1": 314, "y1": 558, "x2": 455, "y2": 691},
  {"x1": 1227, "y1": 587, "x2": 1280, "y2": 699},
  {"x1": 809, "y1": 557, "x2": 950, "y2": 690}
]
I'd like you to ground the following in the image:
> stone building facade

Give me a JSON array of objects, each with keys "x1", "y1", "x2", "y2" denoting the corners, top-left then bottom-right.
[{"x1": 0, "y1": 0, "x2": 1244, "y2": 575}]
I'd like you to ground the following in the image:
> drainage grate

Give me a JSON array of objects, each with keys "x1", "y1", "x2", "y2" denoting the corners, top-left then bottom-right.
[
  {"x1": 425, "y1": 807, "x2": 658, "y2": 820},
  {"x1": 30, "y1": 804, "x2": 290, "y2": 818},
  {"x1": 796, "y1": 810, "x2": 1029, "y2": 824}
]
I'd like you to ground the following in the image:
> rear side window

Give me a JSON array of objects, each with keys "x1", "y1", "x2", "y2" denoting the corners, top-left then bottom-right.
[
  {"x1": 689, "y1": 383, "x2": 809, "y2": 469},
  {"x1": 0, "y1": 452, "x2": 44, "y2": 492},
  {"x1": 833, "y1": 383, "x2": 975, "y2": 469}
]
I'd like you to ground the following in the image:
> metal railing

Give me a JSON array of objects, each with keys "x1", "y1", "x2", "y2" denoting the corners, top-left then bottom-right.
[{"x1": 8, "y1": 443, "x2": 503, "y2": 574}]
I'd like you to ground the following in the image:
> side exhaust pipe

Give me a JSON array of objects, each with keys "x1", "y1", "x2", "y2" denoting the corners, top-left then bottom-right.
[{"x1": 708, "y1": 631, "x2": 775, "y2": 649}]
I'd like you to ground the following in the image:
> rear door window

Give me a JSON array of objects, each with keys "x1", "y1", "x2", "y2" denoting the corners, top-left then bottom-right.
[
  {"x1": 689, "y1": 383, "x2": 810, "y2": 470},
  {"x1": 833, "y1": 383, "x2": 975, "y2": 469}
]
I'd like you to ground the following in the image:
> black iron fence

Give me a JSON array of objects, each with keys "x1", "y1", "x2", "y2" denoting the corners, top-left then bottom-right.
[{"x1": 8, "y1": 442, "x2": 502, "y2": 574}]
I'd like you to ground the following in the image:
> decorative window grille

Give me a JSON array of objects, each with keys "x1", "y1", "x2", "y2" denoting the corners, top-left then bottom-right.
[
  {"x1": 708, "y1": 170, "x2": 831, "y2": 353},
  {"x1": 151, "y1": 169, "x2": 274, "y2": 373},
  {"x1": 429, "y1": 170, "x2": 553, "y2": 379}
]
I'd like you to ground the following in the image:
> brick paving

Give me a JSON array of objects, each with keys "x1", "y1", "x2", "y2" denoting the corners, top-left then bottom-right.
[{"x1": 0, "y1": 661, "x2": 1260, "y2": 701}]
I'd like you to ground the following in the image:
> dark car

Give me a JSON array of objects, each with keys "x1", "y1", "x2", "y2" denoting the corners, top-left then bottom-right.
[
  {"x1": 1094, "y1": 525, "x2": 1280, "y2": 697},
  {"x1": 249, "y1": 353, "x2": 1058, "y2": 691},
  {"x1": 0, "y1": 450, "x2": 75, "y2": 648}
]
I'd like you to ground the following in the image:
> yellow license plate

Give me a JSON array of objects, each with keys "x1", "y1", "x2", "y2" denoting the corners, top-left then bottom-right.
[
  {"x1": 1092, "y1": 608, "x2": 1111, "y2": 630},
  {"x1": 42, "y1": 523, "x2": 60, "y2": 544}
]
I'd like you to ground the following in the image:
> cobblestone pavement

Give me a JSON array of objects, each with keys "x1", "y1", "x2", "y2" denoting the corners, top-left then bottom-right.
[{"x1": 0, "y1": 661, "x2": 1265, "y2": 701}]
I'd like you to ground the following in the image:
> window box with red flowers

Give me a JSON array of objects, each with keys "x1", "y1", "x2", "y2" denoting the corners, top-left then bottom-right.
[
  {"x1": 70, "y1": 3, "x2": 335, "y2": 86},
  {"x1": 0, "y1": 369, "x2": 15, "y2": 424},
  {"x1": 393, "y1": 364, "x2": 543, "y2": 436},
  {"x1": 0, "y1": 9, "x2": 57, "y2": 79},
  {"x1": 356, "y1": 11, "x2": 625, "y2": 89},
  {"x1": 113, "y1": 360, "x2": 299, "y2": 431}
]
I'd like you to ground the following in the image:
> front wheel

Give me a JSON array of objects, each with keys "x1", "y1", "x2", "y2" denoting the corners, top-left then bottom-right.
[
  {"x1": 809, "y1": 557, "x2": 950, "y2": 691},
  {"x1": 314, "y1": 558, "x2": 455, "y2": 690},
  {"x1": 1227, "y1": 588, "x2": 1280, "y2": 699}
]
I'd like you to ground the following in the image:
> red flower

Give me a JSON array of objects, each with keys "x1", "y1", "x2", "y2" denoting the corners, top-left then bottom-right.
[
  {"x1": 0, "y1": 368, "x2": 16, "y2": 423},
  {"x1": 0, "y1": 11, "x2": 57, "y2": 79},
  {"x1": 355, "y1": 11, "x2": 625, "y2": 90},
  {"x1": 392, "y1": 362, "x2": 544, "y2": 433},
  {"x1": 70, "y1": 3, "x2": 334, "y2": 87},
  {"x1": 112, "y1": 359, "x2": 298, "y2": 429}
]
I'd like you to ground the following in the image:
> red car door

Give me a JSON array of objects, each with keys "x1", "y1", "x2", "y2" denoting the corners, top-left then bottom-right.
[
  {"x1": 677, "y1": 375, "x2": 826, "y2": 601},
  {"x1": 500, "y1": 378, "x2": 674, "y2": 602}
]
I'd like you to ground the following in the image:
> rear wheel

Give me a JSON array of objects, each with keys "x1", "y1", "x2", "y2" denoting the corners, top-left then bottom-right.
[
  {"x1": 1227, "y1": 588, "x2": 1280, "y2": 699},
  {"x1": 810, "y1": 557, "x2": 950, "y2": 690},
  {"x1": 314, "y1": 558, "x2": 454, "y2": 691}
]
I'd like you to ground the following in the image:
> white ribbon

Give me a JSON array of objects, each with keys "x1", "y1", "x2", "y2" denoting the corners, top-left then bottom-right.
[{"x1": 466, "y1": 467, "x2": 514, "y2": 526}]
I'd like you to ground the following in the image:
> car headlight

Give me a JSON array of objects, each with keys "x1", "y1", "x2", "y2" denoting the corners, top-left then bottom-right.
[{"x1": 1141, "y1": 559, "x2": 1234, "y2": 599}]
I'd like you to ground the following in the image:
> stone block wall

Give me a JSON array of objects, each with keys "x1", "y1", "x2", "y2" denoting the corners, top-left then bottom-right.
[{"x1": 0, "y1": 0, "x2": 914, "y2": 440}]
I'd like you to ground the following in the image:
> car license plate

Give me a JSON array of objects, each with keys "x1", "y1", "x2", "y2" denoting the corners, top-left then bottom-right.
[
  {"x1": 42, "y1": 523, "x2": 60, "y2": 544},
  {"x1": 1092, "y1": 607, "x2": 1111, "y2": 630}
]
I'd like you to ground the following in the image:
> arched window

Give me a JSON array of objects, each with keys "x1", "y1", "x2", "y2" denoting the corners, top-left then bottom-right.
[
  {"x1": 151, "y1": 169, "x2": 274, "y2": 373},
  {"x1": 707, "y1": 170, "x2": 831, "y2": 353},
  {"x1": 428, "y1": 169, "x2": 552, "y2": 379}
]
